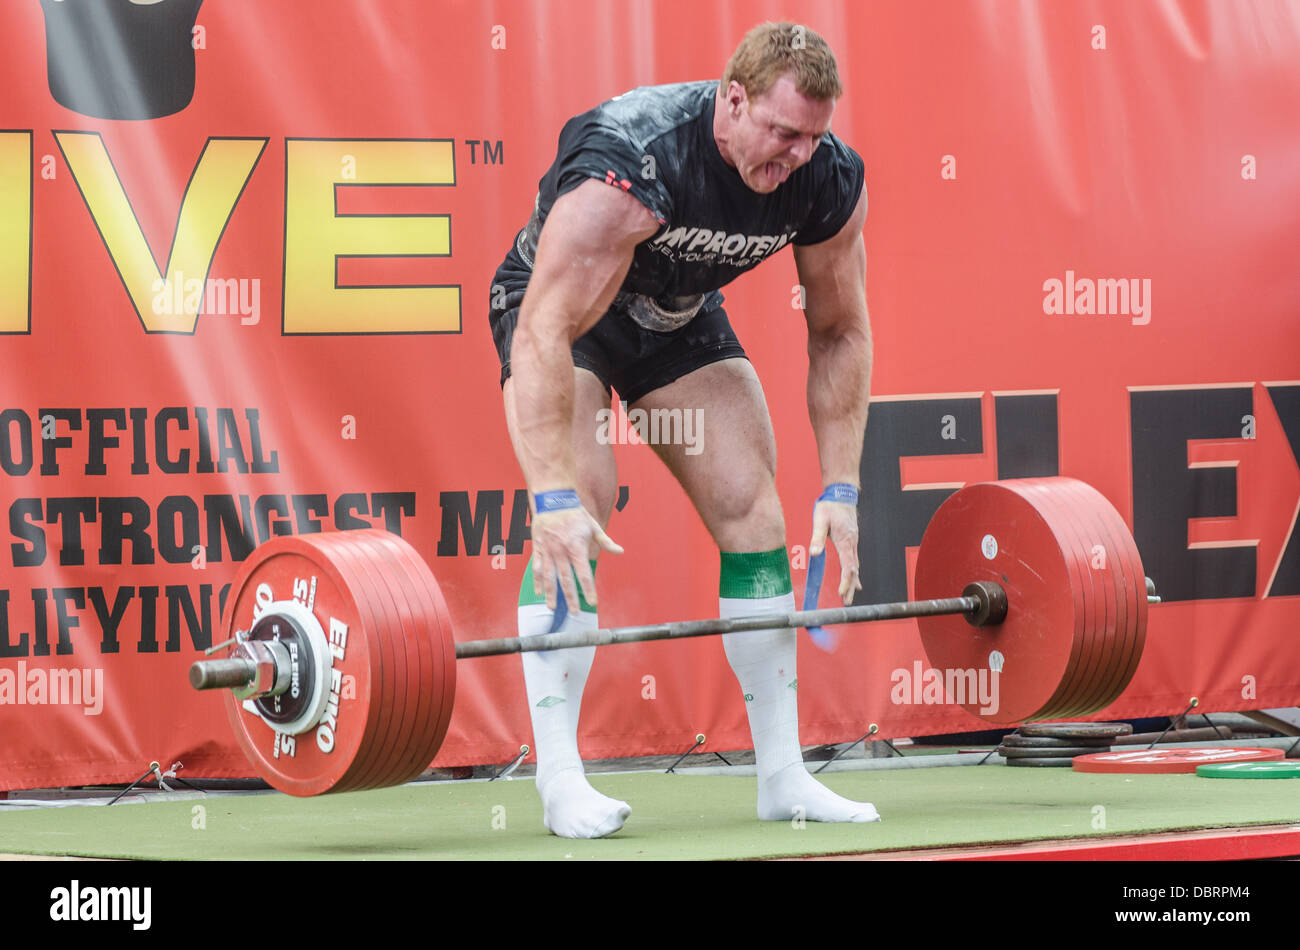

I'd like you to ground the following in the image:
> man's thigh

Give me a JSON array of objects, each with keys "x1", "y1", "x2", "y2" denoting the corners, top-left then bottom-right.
[{"x1": 631, "y1": 358, "x2": 785, "y2": 552}]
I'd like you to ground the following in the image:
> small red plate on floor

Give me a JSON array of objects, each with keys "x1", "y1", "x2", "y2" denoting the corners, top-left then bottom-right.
[{"x1": 1072, "y1": 747, "x2": 1286, "y2": 774}]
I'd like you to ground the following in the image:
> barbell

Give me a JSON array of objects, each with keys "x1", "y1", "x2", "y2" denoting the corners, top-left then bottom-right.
[{"x1": 189, "y1": 476, "x2": 1152, "y2": 796}]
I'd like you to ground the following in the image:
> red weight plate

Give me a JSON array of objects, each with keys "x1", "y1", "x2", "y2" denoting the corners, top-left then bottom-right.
[
  {"x1": 1069, "y1": 482, "x2": 1130, "y2": 717},
  {"x1": 1069, "y1": 480, "x2": 1144, "y2": 713},
  {"x1": 321, "y1": 531, "x2": 415, "y2": 794},
  {"x1": 1013, "y1": 480, "x2": 1101, "y2": 720},
  {"x1": 220, "y1": 536, "x2": 379, "y2": 796},
  {"x1": 371, "y1": 533, "x2": 454, "y2": 787},
  {"x1": 1062, "y1": 483, "x2": 1119, "y2": 717},
  {"x1": 1003, "y1": 483, "x2": 1107, "y2": 722},
  {"x1": 324, "y1": 533, "x2": 409, "y2": 793},
  {"x1": 1058, "y1": 480, "x2": 1128, "y2": 716},
  {"x1": 345, "y1": 534, "x2": 425, "y2": 792},
  {"x1": 1088, "y1": 487, "x2": 1147, "y2": 710},
  {"x1": 346, "y1": 531, "x2": 440, "y2": 790},
  {"x1": 408, "y1": 542, "x2": 459, "y2": 778},
  {"x1": 301, "y1": 532, "x2": 395, "y2": 795},
  {"x1": 1072, "y1": 747, "x2": 1285, "y2": 774},
  {"x1": 915, "y1": 479, "x2": 1086, "y2": 724},
  {"x1": 346, "y1": 532, "x2": 434, "y2": 791},
  {"x1": 367, "y1": 530, "x2": 457, "y2": 784},
  {"x1": 1034, "y1": 479, "x2": 1111, "y2": 718}
]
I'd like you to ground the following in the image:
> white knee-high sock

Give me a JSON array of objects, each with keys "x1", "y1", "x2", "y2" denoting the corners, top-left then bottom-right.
[
  {"x1": 720, "y1": 592, "x2": 804, "y2": 779},
  {"x1": 720, "y1": 549, "x2": 880, "y2": 823},
  {"x1": 518, "y1": 602, "x2": 595, "y2": 787},
  {"x1": 518, "y1": 562, "x2": 629, "y2": 838}
]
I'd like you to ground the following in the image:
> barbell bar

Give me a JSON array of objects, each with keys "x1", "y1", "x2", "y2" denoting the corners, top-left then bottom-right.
[
  {"x1": 188, "y1": 476, "x2": 1152, "y2": 796},
  {"x1": 193, "y1": 581, "x2": 1006, "y2": 686}
]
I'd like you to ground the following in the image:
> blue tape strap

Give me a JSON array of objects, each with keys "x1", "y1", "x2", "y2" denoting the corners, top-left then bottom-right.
[
  {"x1": 534, "y1": 489, "x2": 581, "y2": 513},
  {"x1": 532, "y1": 583, "x2": 569, "y2": 660},
  {"x1": 818, "y1": 483, "x2": 859, "y2": 504},
  {"x1": 803, "y1": 488, "x2": 844, "y2": 651},
  {"x1": 547, "y1": 586, "x2": 569, "y2": 634},
  {"x1": 803, "y1": 548, "x2": 827, "y2": 614}
]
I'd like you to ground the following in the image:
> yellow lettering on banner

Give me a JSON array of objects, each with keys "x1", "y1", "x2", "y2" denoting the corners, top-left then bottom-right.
[
  {"x1": 0, "y1": 132, "x2": 32, "y2": 332},
  {"x1": 283, "y1": 139, "x2": 458, "y2": 334},
  {"x1": 53, "y1": 133, "x2": 267, "y2": 333}
]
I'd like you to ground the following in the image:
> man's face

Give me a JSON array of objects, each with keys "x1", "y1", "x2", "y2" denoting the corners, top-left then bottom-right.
[{"x1": 725, "y1": 74, "x2": 836, "y2": 193}]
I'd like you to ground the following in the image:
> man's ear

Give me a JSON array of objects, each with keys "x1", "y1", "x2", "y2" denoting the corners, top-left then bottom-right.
[{"x1": 724, "y1": 80, "x2": 747, "y2": 117}]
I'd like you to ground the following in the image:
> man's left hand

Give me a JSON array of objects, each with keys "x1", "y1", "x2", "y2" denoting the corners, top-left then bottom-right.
[{"x1": 809, "y1": 498, "x2": 862, "y2": 606}]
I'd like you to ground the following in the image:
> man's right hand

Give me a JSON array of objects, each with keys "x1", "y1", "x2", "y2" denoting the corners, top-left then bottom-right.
[{"x1": 531, "y1": 505, "x2": 624, "y2": 611}]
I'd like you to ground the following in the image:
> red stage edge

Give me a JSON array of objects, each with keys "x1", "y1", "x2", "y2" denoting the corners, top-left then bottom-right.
[{"x1": 782, "y1": 823, "x2": 1300, "y2": 861}]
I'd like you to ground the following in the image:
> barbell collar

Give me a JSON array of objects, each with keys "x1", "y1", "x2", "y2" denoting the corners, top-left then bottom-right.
[
  {"x1": 189, "y1": 638, "x2": 293, "y2": 697},
  {"x1": 962, "y1": 580, "x2": 1008, "y2": 627},
  {"x1": 190, "y1": 657, "x2": 257, "y2": 691}
]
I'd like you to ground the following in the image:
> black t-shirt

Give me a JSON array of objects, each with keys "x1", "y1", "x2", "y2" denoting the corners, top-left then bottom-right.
[{"x1": 508, "y1": 80, "x2": 865, "y2": 303}]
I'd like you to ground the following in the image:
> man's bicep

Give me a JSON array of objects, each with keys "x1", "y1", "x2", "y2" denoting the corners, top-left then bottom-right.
[{"x1": 522, "y1": 180, "x2": 662, "y2": 339}]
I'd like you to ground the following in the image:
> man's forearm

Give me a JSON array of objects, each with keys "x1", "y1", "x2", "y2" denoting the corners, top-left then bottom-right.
[
  {"x1": 511, "y1": 321, "x2": 579, "y2": 493},
  {"x1": 806, "y1": 316, "x2": 872, "y2": 487}
]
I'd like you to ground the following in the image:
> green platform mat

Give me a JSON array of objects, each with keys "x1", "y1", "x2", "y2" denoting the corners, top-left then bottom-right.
[{"x1": 2, "y1": 766, "x2": 1299, "y2": 861}]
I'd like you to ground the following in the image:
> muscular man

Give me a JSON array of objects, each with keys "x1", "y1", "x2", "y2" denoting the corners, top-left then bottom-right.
[{"x1": 490, "y1": 22, "x2": 875, "y2": 838}]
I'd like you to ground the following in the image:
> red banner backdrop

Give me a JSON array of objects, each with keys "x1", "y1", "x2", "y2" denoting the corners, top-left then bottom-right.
[{"x1": 1, "y1": 0, "x2": 1298, "y2": 789}]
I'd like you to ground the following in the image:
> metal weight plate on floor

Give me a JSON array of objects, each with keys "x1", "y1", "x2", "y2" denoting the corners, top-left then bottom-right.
[
  {"x1": 1000, "y1": 733, "x2": 1114, "y2": 748},
  {"x1": 219, "y1": 533, "x2": 389, "y2": 796},
  {"x1": 1072, "y1": 747, "x2": 1286, "y2": 774},
  {"x1": 1015, "y1": 480, "x2": 1100, "y2": 719},
  {"x1": 327, "y1": 533, "x2": 414, "y2": 792},
  {"x1": 1196, "y1": 762, "x2": 1300, "y2": 779},
  {"x1": 998, "y1": 744, "x2": 1107, "y2": 758},
  {"x1": 915, "y1": 478, "x2": 1090, "y2": 723},
  {"x1": 353, "y1": 530, "x2": 449, "y2": 789},
  {"x1": 1004, "y1": 756, "x2": 1076, "y2": 767},
  {"x1": 1018, "y1": 721, "x2": 1133, "y2": 739}
]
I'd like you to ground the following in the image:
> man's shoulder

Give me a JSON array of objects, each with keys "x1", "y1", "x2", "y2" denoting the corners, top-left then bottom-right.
[
  {"x1": 573, "y1": 80, "x2": 716, "y2": 149},
  {"x1": 808, "y1": 128, "x2": 864, "y2": 179}
]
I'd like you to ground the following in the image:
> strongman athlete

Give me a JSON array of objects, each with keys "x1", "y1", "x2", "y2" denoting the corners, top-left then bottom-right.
[{"x1": 489, "y1": 22, "x2": 875, "y2": 838}]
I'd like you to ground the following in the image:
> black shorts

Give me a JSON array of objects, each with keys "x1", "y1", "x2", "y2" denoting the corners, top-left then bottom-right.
[{"x1": 489, "y1": 248, "x2": 748, "y2": 405}]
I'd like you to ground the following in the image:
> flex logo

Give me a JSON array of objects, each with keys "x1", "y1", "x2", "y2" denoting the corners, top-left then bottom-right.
[{"x1": 859, "y1": 386, "x2": 1300, "y2": 605}]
